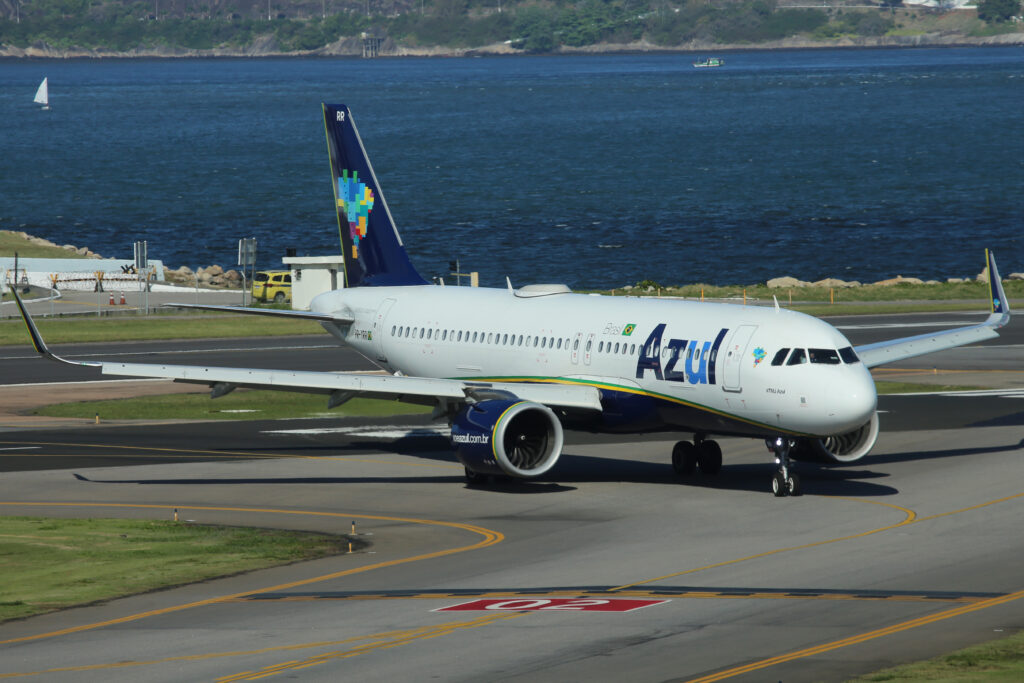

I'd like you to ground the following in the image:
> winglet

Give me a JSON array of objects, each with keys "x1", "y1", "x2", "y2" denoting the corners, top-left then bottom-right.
[
  {"x1": 985, "y1": 249, "x2": 1011, "y2": 329},
  {"x1": 9, "y1": 288, "x2": 101, "y2": 367}
]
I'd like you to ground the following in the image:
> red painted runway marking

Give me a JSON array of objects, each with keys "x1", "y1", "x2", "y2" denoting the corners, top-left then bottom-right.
[{"x1": 434, "y1": 598, "x2": 669, "y2": 613}]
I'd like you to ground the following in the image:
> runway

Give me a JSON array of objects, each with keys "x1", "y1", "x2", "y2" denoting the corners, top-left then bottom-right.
[{"x1": 0, "y1": 310, "x2": 1022, "y2": 681}]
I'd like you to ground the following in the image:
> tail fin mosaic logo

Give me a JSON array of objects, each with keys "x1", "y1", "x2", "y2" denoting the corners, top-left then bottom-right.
[{"x1": 338, "y1": 170, "x2": 374, "y2": 259}]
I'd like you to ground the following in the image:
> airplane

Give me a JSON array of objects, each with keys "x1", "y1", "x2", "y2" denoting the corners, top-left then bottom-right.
[{"x1": 10, "y1": 103, "x2": 1012, "y2": 497}]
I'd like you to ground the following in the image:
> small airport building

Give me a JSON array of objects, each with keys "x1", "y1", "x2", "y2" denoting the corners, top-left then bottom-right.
[{"x1": 282, "y1": 255, "x2": 345, "y2": 310}]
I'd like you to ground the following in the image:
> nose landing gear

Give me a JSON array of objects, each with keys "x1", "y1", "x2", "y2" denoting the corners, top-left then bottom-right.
[{"x1": 768, "y1": 437, "x2": 801, "y2": 497}]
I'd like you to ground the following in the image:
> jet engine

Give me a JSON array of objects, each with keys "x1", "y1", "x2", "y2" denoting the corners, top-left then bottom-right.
[
  {"x1": 793, "y1": 411, "x2": 880, "y2": 464},
  {"x1": 451, "y1": 399, "x2": 563, "y2": 479}
]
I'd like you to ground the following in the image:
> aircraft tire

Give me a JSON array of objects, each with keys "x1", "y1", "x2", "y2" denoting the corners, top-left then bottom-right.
[
  {"x1": 671, "y1": 441, "x2": 697, "y2": 477},
  {"x1": 772, "y1": 472, "x2": 787, "y2": 497},
  {"x1": 697, "y1": 440, "x2": 722, "y2": 475},
  {"x1": 787, "y1": 473, "x2": 801, "y2": 496},
  {"x1": 464, "y1": 467, "x2": 488, "y2": 486}
]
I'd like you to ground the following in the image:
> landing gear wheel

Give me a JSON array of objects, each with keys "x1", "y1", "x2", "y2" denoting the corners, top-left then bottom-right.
[
  {"x1": 464, "y1": 467, "x2": 488, "y2": 486},
  {"x1": 786, "y1": 473, "x2": 801, "y2": 496},
  {"x1": 696, "y1": 440, "x2": 722, "y2": 476},
  {"x1": 671, "y1": 441, "x2": 697, "y2": 476},
  {"x1": 772, "y1": 472, "x2": 787, "y2": 497}
]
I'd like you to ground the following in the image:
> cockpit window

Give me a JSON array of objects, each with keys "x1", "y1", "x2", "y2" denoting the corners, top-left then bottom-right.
[
  {"x1": 839, "y1": 346, "x2": 860, "y2": 364},
  {"x1": 809, "y1": 348, "x2": 841, "y2": 365},
  {"x1": 771, "y1": 348, "x2": 790, "y2": 366},
  {"x1": 786, "y1": 348, "x2": 807, "y2": 365}
]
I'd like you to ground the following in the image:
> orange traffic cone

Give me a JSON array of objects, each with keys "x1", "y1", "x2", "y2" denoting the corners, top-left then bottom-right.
[
  {"x1": 119, "y1": 292, "x2": 126, "y2": 305},
  {"x1": 108, "y1": 292, "x2": 115, "y2": 305}
]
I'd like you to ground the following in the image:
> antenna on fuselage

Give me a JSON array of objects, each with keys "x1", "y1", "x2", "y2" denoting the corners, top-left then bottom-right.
[
  {"x1": 506, "y1": 276, "x2": 514, "y2": 292},
  {"x1": 773, "y1": 295, "x2": 780, "y2": 312}
]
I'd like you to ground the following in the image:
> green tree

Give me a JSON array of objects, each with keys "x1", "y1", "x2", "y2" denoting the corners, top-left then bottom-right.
[{"x1": 977, "y1": 0, "x2": 1021, "y2": 21}]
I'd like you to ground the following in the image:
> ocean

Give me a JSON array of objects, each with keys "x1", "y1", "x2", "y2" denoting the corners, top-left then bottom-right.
[{"x1": 1, "y1": 47, "x2": 1021, "y2": 288}]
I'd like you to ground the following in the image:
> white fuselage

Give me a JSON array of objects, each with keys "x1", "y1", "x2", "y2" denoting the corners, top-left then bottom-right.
[{"x1": 312, "y1": 286, "x2": 877, "y2": 438}]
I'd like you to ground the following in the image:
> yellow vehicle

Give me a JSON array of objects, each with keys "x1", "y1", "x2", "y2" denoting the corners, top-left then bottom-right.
[{"x1": 252, "y1": 270, "x2": 292, "y2": 303}]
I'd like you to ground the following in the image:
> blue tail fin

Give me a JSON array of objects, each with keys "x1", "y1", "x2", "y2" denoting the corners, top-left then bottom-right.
[{"x1": 322, "y1": 103, "x2": 427, "y2": 288}]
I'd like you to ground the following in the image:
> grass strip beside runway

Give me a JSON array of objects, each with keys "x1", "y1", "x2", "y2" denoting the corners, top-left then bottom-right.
[
  {"x1": 34, "y1": 391, "x2": 432, "y2": 420},
  {"x1": 0, "y1": 516, "x2": 350, "y2": 623},
  {"x1": 0, "y1": 315, "x2": 323, "y2": 346},
  {"x1": 872, "y1": 381, "x2": 984, "y2": 394},
  {"x1": 849, "y1": 629, "x2": 1024, "y2": 682}
]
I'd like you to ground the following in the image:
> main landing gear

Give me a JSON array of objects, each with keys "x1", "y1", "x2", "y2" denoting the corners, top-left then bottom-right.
[
  {"x1": 671, "y1": 435, "x2": 722, "y2": 477},
  {"x1": 767, "y1": 437, "x2": 801, "y2": 497}
]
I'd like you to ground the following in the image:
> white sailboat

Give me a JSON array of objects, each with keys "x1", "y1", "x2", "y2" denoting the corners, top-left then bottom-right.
[{"x1": 34, "y1": 78, "x2": 49, "y2": 110}]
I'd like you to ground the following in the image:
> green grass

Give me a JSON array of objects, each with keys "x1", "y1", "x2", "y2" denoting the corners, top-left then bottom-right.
[
  {"x1": 874, "y1": 381, "x2": 982, "y2": 395},
  {"x1": 35, "y1": 390, "x2": 431, "y2": 420},
  {"x1": 606, "y1": 280, "x2": 1024, "y2": 304},
  {"x1": 0, "y1": 314, "x2": 324, "y2": 346},
  {"x1": 0, "y1": 516, "x2": 350, "y2": 623},
  {"x1": 849, "y1": 629, "x2": 1024, "y2": 682},
  {"x1": 0, "y1": 230, "x2": 92, "y2": 259}
]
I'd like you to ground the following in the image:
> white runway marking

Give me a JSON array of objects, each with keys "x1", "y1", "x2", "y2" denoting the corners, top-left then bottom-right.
[
  {"x1": 0, "y1": 446, "x2": 42, "y2": 452},
  {"x1": 888, "y1": 388, "x2": 1024, "y2": 398},
  {"x1": 262, "y1": 425, "x2": 451, "y2": 439}
]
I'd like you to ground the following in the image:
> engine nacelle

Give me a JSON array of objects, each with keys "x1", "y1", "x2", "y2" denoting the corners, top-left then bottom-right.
[
  {"x1": 451, "y1": 399, "x2": 564, "y2": 478},
  {"x1": 793, "y1": 411, "x2": 880, "y2": 464}
]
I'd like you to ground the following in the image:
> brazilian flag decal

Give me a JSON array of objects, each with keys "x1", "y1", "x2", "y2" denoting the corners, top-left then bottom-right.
[{"x1": 622, "y1": 324, "x2": 636, "y2": 336}]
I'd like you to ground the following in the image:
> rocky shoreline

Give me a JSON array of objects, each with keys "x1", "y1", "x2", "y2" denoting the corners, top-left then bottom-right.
[
  {"x1": 5, "y1": 231, "x2": 242, "y2": 288},
  {"x1": 7, "y1": 231, "x2": 1022, "y2": 291},
  {"x1": 2, "y1": 31, "x2": 1022, "y2": 59}
]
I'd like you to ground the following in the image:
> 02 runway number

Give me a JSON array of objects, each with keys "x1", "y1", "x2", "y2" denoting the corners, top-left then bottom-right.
[{"x1": 435, "y1": 598, "x2": 668, "y2": 613}]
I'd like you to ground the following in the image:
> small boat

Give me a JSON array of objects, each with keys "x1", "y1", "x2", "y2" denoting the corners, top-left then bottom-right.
[
  {"x1": 34, "y1": 77, "x2": 49, "y2": 110},
  {"x1": 692, "y1": 57, "x2": 724, "y2": 68}
]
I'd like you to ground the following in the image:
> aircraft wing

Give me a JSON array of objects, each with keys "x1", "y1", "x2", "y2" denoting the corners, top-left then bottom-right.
[
  {"x1": 163, "y1": 303, "x2": 352, "y2": 324},
  {"x1": 9, "y1": 290, "x2": 601, "y2": 411},
  {"x1": 854, "y1": 250, "x2": 1011, "y2": 369}
]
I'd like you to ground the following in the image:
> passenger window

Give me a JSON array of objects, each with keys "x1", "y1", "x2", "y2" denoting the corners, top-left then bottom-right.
[
  {"x1": 630, "y1": 344, "x2": 636, "y2": 355},
  {"x1": 487, "y1": 333, "x2": 493, "y2": 344},
  {"x1": 771, "y1": 348, "x2": 790, "y2": 366},
  {"x1": 787, "y1": 348, "x2": 807, "y2": 365},
  {"x1": 573, "y1": 339, "x2": 579, "y2": 351},
  {"x1": 457, "y1": 331, "x2": 462, "y2": 342},
  {"x1": 442, "y1": 330, "x2": 447, "y2": 341},
  {"x1": 427, "y1": 329, "x2": 432, "y2": 340},
  {"x1": 391, "y1": 325, "x2": 396, "y2": 335},
  {"x1": 557, "y1": 338, "x2": 562, "y2": 350},
  {"x1": 809, "y1": 348, "x2": 841, "y2": 365},
  {"x1": 542, "y1": 337, "x2": 548, "y2": 349},
  {"x1": 472, "y1": 332, "x2": 478, "y2": 343},
  {"x1": 534, "y1": 337, "x2": 539, "y2": 347},
  {"x1": 839, "y1": 347, "x2": 860, "y2": 364},
  {"x1": 598, "y1": 341, "x2": 603, "y2": 352},
  {"x1": 585, "y1": 340, "x2": 592, "y2": 352},
  {"x1": 420, "y1": 328, "x2": 425, "y2": 339},
  {"x1": 502, "y1": 334, "x2": 508, "y2": 345}
]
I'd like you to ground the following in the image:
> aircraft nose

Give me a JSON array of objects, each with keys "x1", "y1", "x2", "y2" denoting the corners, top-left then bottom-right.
[{"x1": 828, "y1": 366, "x2": 878, "y2": 431}]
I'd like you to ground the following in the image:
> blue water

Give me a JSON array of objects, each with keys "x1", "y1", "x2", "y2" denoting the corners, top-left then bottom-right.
[{"x1": 1, "y1": 48, "x2": 1021, "y2": 288}]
